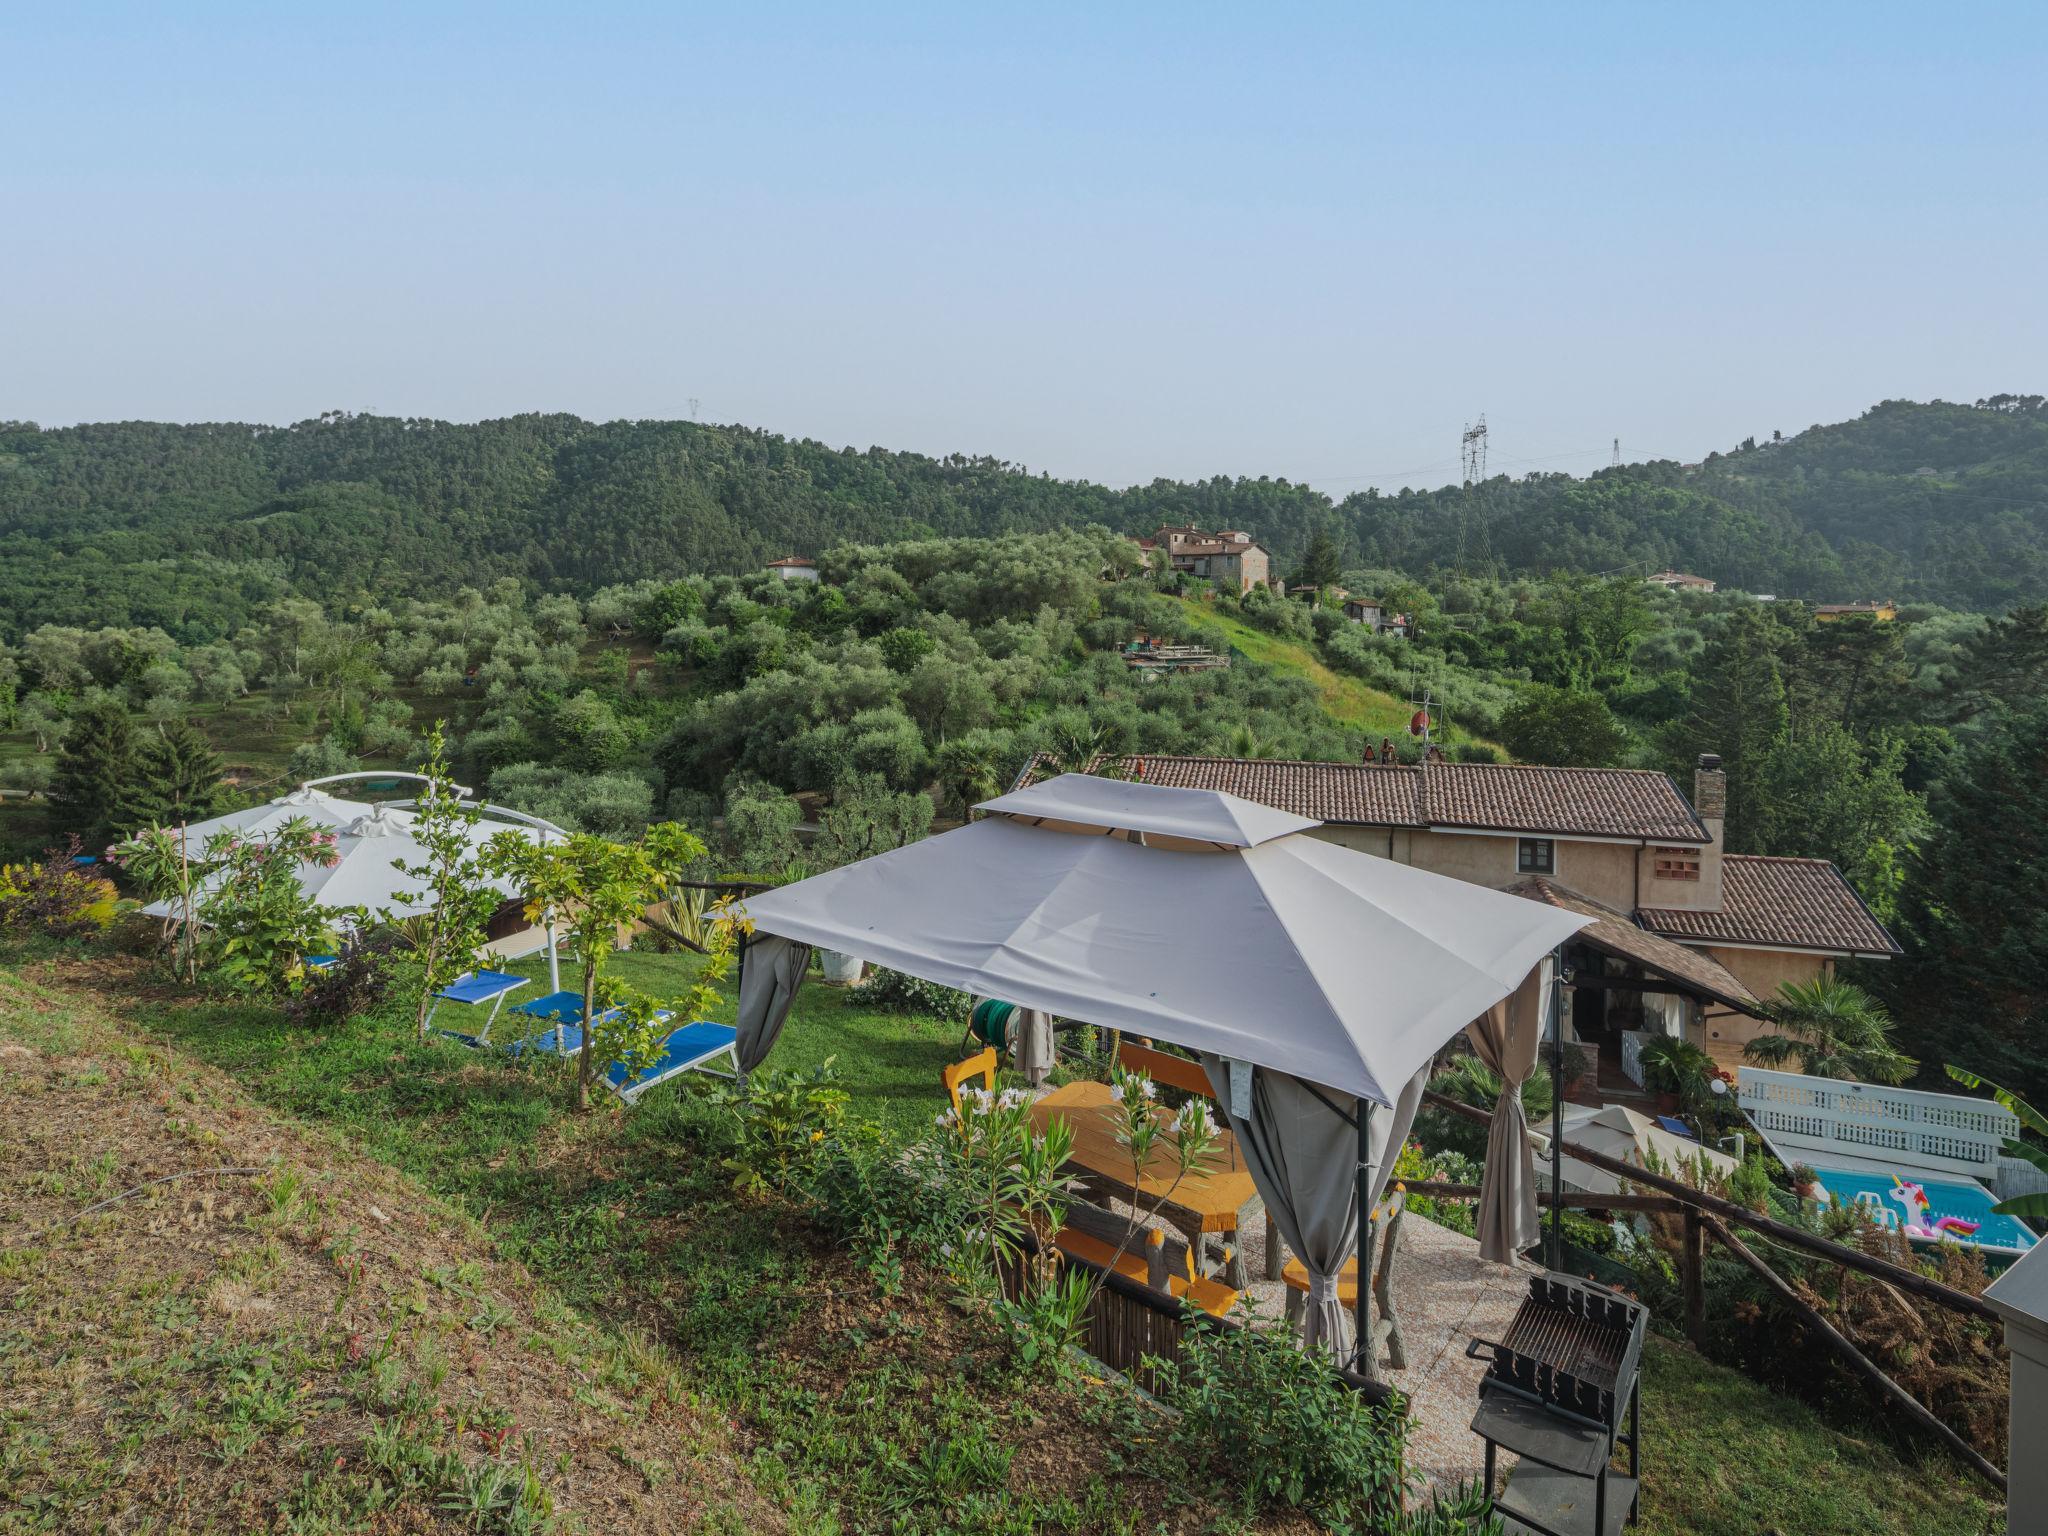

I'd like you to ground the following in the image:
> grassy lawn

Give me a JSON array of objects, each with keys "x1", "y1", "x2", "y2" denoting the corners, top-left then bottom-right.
[
  {"x1": 0, "y1": 943, "x2": 2008, "y2": 1536},
  {"x1": 491, "y1": 946, "x2": 969, "y2": 1141},
  {"x1": 1632, "y1": 1336, "x2": 2001, "y2": 1536}
]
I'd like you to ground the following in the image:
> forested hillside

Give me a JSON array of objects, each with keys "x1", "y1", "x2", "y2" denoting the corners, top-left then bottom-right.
[
  {"x1": 1342, "y1": 397, "x2": 2048, "y2": 609},
  {"x1": 3, "y1": 396, "x2": 2045, "y2": 640}
]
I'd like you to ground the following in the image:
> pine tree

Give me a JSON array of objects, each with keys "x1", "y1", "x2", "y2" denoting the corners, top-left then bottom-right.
[
  {"x1": 48, "y1": 698, "x2": 139, "y2": 848},
  {"x1": 1662, "y1": 608, "x2": 1790, "y2": 851},
  {"x1": 1290, "y1": 526, "x2": 1342, "y2": 592},
  {"x1": 120, "y1": 718, "x2": 225, "y2": 831}
]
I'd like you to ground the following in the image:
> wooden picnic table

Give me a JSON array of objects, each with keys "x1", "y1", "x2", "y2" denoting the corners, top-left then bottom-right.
[{"x1": 1030, "y1": 1079, "x2": 1260, "y2": 1288}]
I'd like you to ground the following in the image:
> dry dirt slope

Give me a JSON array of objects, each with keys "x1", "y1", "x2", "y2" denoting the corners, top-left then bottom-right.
[{"x1": 0, "y1": 970, "x2": 778, "y2": 1536}]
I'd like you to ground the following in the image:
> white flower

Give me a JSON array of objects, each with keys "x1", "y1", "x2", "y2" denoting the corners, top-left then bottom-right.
[
  {"x1": 935, "y1": 1110, "x2": 955, "y2": 1128},
  {"x1": 998, "y1": 1087, "x2": 1027, "y2": 1109},
  {"x1": 1139, "y1": 1079, "x2": 1157, "y2": 1100},
  {"x1": 1109, "y1": 1083, "x2": 1126, "y2": 1103},
  {"x1": 939, "y1": 1242, "x2": 954, "y2": 1258}
]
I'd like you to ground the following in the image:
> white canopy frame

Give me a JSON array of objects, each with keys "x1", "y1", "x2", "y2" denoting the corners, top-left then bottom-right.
[{"x1": 735, "y1": 775, "x2": 1589, "y2": 1373}]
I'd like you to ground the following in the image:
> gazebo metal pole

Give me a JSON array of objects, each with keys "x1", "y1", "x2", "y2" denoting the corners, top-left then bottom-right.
[
  {"x1": 1548, "y1": 946, "x2": 1566, "y2": 1271},
  {"x1": 1355, "y1": 1097, "x2": 1378, "y2": 1382}
]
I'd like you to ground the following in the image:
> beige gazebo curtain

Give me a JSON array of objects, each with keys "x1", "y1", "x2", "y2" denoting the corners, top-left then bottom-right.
[{"x1": 1467, "y1": 958, "x2": 1552, "y2": 1264}]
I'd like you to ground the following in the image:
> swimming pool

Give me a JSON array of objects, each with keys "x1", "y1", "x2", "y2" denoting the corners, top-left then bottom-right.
[{"x1": 1812, "y1": 1166, "x2": 2038, "y2": 1257}]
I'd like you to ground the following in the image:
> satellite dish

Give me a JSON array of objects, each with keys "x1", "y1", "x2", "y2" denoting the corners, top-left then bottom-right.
[{"x1": 1409, "y1": 710, "x2": 1429, "y2": 737}]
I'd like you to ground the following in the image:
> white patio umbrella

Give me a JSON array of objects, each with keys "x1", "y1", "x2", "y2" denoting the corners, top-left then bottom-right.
[
  {"x1": 734, "y1": 773, "x2": 1590, "y2": 1367},
  {"x1": 173, "y1": 783, "x2": 386, "y2": 844},
  {"x1": 279, "y1": 805, "x2": 521, "y2": 918},
  {"x1": 144, "y1": 797, "x2": 559, "y2": 987}
]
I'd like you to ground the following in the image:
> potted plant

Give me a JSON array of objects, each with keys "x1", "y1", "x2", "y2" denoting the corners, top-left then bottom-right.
[
  {"x1": 1636, "y1": 1035, "x2": 1716, "y2": 1117},
  {"x1": 818, "y1": 949, "x2": 867, "y2": 987},
  {"x1": 1556, "y1": 1042, "x2": 1594, "y2": 1104}
]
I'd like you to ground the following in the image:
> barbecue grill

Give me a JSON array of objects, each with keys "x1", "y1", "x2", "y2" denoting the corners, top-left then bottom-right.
[{"x1": 1467, "y1": 1272, "x2": 1646, "y2": 1536}]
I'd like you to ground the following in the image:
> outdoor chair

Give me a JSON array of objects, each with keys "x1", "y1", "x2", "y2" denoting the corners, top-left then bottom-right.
[
  {"x1": 422, "y1": 969, "x2": 532, "y2": 1046},
  {"x1": 1051, "y1": 1198, "x2": 1239, "y2": 1319},
  {"x1": 1279, "y1": 1189, "x2": 1406, "y2": 1368},
  {"x1": 941, "y1": 1046, "x2": 998, "y2": 1117}
]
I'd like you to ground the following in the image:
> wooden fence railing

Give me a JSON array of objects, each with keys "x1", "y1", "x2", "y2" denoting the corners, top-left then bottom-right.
[{"x1": 1420, "y1": 1089, "x2": 2007, "y2": 1493}]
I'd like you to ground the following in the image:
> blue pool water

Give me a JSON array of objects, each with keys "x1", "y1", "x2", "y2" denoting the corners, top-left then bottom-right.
[{"x1": 1813, "y1": 1166, "x2": 2037, "y2": 1257}]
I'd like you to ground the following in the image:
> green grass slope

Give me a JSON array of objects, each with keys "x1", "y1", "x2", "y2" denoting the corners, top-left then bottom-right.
[{"x1": 1175, "y1": 597, "x2": 1497, "y2": 752}]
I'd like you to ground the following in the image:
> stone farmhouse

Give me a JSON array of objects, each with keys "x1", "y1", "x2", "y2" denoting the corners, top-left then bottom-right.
[{"x1": 1130, "y1": 525, "x2": 1277, "y2": 596}]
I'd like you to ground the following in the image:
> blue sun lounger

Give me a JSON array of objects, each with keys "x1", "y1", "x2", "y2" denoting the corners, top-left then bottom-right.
[
  {"x1": 605, "y1": 1021, "x2": 740, "y2": 1104},
  {"x1": 503, "y1": 991, "x2": 739, "y2": 1103},
  {"x1": 424, "y1": 969, "x2": 533, "y2": 1046}
]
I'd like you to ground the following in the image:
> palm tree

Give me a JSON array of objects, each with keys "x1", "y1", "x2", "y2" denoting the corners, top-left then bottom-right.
[
  {"x1": 1944, "y1": 1066, "x2": 2048, "y2": 1220},
  {"x1": 1431, "y1": 1054, "x2": 1556, "y2": 1123},
  {"x1": 1745, "y1": 977, "x2": 1915, "y2": 1084}
]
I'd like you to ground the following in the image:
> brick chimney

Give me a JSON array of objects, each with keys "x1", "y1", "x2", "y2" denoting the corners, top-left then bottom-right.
[{"x1": 1694, "y1": 753, "x2": 1726, "y2": 842}]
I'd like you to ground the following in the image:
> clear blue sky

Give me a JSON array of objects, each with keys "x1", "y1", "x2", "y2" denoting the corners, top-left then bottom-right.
[{"x1": 6, "y1": 3, "x2": 2043, "y2": 492}]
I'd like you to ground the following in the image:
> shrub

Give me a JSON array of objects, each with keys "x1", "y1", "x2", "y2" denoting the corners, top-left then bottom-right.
[
  {"x1": 1154, "y1": 1321, "x2": 1412, "y2": 1529},
  {"x1": 283, "y1": 937, "x2": 394, "y2": 1028},
  {"x1": 847, "y1": 965, "x2": 970, "y2": 1019},
  {"x1": 704, "y1": 1058, "x2": 853, "y2": 1198},
  {"x1": 0, "y1": 837, "x2": 119, "y2": 939},
  {"x1": 801, "y1": 1124, "x2": 982, "y2": 1288},
  {"x1": 203, "y1": 847, "x2": 347, "y2": 993}
]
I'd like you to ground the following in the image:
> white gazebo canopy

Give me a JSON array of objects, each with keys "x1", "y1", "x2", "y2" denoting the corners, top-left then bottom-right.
[
  {"x1": 739, "y1": 773, "x2": 1587, "y2": 1106},
  {"x1": 733, "y1": 773, "x2": 1589, "y2": 1365}
]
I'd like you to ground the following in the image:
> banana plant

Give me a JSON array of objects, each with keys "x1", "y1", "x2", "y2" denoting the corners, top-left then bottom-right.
[{"x1": 1945, "y1": 1064, "x2": 2048, "y2": 1220}]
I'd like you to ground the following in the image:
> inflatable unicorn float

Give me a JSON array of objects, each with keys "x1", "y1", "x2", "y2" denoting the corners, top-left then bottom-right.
[{"x1": 1885, "y1": 1175, "x2": 1981, "y2": 1241}]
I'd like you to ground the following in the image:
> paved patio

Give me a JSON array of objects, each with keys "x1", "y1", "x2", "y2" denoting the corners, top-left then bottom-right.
[
  {"x1": 1223, "y1": 1207, "x2": 1535, "y2": 1492},
  {"x1": 1092, "y1": 1185, "x2": 1533, "y2": 1492}
]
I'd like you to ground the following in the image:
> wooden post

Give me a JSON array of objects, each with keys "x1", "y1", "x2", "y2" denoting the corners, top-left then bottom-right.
[
  {"x1": 1682, "y1": 1209, "x2": 1705, "y2": 1346},
  {"x1": 1702, "y1": 1217, "x2": 2006, "y2": 1494},
  {"x1": 1145, "y1": 1228, "x2": 1168, "y2": 1291}
]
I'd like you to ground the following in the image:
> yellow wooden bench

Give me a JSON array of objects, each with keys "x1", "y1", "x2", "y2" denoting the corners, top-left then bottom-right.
[
  {"x1": 1115, "y1": 1040, "x2": 1216, "y2": 1101},
  {"x1": 1051, "y1": 1202, "x2": 1239, "y2": 1320},
  {"x1": 1278, "y1": 1190, "x2": 1406, "y2": 1367}
]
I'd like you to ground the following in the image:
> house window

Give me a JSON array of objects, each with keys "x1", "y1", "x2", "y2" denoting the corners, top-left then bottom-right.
[
  {"x1": 1517, "y1": 838, "x2": 1555, "y2": 875},
  {"x1": 1653, "y1": 846, "x2": 1701, "y2": 882}
]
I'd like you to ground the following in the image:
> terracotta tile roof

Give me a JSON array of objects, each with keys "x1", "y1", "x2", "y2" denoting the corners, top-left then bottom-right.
[
  {"x1": 1642, "y1": 855, "x2": 1900, "y2": 957},
  {"x1": 1013, "y1": 753, "x2": 1426, "y2": 826},
  {"x1": 1503, "y1": 876, "x2": 1762, "y2": 1015},
  {"x1": 1420, "y1": 763, "x2": 1708, "y2": 843},
  {"x1": 765, "y1": 555, "x2": 816, "y2": 568},
  {"x1": 1011, "y1": 755, "x2": 1707, "y2": 842}
]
